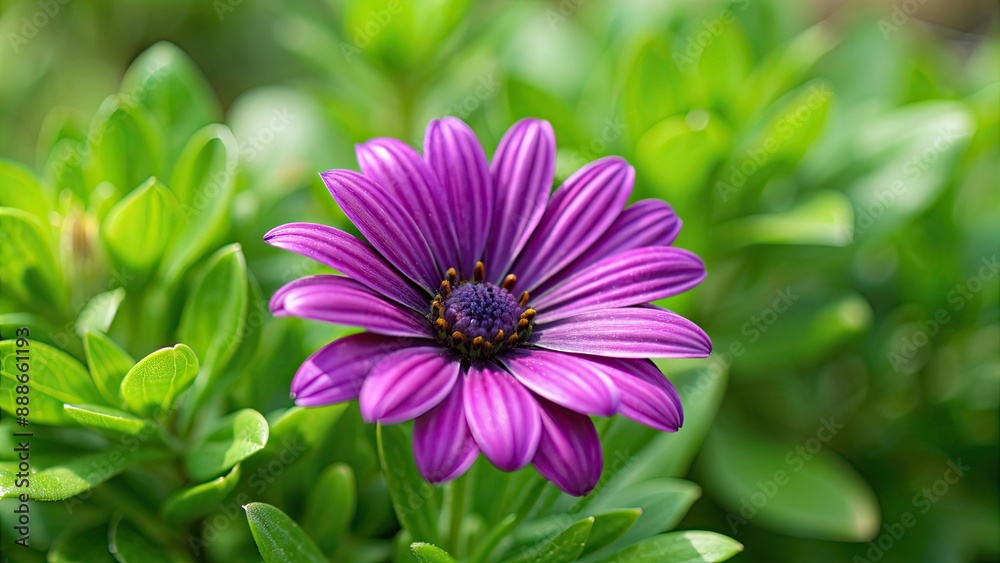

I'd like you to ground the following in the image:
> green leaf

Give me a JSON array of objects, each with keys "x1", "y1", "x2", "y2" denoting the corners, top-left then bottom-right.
[
  {"x1": 585, "y1": 479, "x2": 702, "y2": 558},
  {"x1": 694, "y1": 416, "x2": 880, "y2": 541},
  {"x1": 723, "y1": 191, "x2": 854, "y2": 247},
  {"x1": 0, "y1": 449, "x2": 164, "y2": 500},
  {"x1": 76, "y1": 288, "x2": 126, "y2": 338},
  {"x1": 245, "y1": 502, "x2": 326, "y2": 563},
  {"x1": 162, "y1": 124, "x2": 239, "y2": 283},
  {"x1": 302, "y1": 463, "x2": 355, "y2": 554},
  {"x1": 505, "y1": 516, "x2": 593, "y2": 563},
  {"x1": 119, "y1": 344, "x2": 199, "y2": 416},
  {"x1": 161, "y1": 464, "x2": 242, "y2": 523},
  {"x1": 634, "y1": 114, "x2": 730, "y2": 200},
  {"x1": 0, "y1": 340, "x2": 103, "y2": 404},
  {"x1": 110, "y1": 517, "x2": 188, "y2": 563},
  {"x1": 178, "y1": 244, "x2": 248, "y2": 372},
  {"x1": 84, "y1": 331, "x2": 135, "y2": 406},
  {"x1": 83, "y1": 94, "x2": 164, "y2": 194},
  {"x1": 602, "y1": 531, "x2": 743, "y2": 562},
  {"x1": 0, "y1": 377, "x2": 75, "y2": 425},
  {"x1": 0, "y1": 207, "x2": 63, "y2": 308},
  {"x1": 580, "y1": 367, "x2": 727, "y2": 513},
  {"x1": 119, "y1": 41, "x2": 221, "y2": 163},
  {"x1": 377, "y1": 423, "x2": 440, "y2": 543},
  {"x1": 469, "y1": 513, "x2": 516, "y2": 563},
  {"x1": 623, "y1": 38, "x2": 685, "y2": 143},
  {"x1": 64, "y1": 404, "x2": 154, "y2": 436},
  {"x1": 185, "y1": 408, "x2": 268, "y2": 481},
  {"x1": 49, "y1": 524, "x2": 116, "y2": 562},
  {"x1": 0, "y1": 159, "x2": 51, "y2": 223},
  {"x1": 581, "y1": 509, "x2": 643, "y2": 556},
  {"x1": 102, "y1": 177, "x2": 178, "y2": 269},
  {"x1": 410, "y1": 543, "x2": 458, "y2": 563}
]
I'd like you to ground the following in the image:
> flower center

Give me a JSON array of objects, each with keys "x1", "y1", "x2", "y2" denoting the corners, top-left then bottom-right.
[{"x1": 428, "y1": 261, "x2": 534, "y2": 359}]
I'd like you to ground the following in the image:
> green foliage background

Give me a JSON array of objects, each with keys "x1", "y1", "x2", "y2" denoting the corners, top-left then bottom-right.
[{"x1": 0, "y1": 0, "x2": 997, "y2": 561}]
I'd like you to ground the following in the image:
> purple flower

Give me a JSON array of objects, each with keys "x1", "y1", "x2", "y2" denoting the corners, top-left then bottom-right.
[{"x1": 266, "y1": 118, "x2": 710, "y2": 496}]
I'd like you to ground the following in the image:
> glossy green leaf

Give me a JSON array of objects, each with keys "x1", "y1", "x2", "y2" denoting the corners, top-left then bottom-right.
[
  {"x1": 83, "y1": 94, "x2": 164, "y2": 194},
  {"x1": 694, "y1": 416, "x2": 880, "y2": 541},
  {"x1": 581, "y1": 368, "x2": 726, "y2": 513},
  {"x1": 162, "y1": 124, "x2": 239, "y2": 283},
  {"x1": 505, "y1": 516, "x2": 593, "y2": 563},
  {"x1": 161, "y1": 464, "x2": 242, "y2": 523},
  {"x1": 585, "y1": 479, "x2": 702, "y2": 559},
  {"x1": 245, "y1": 502, "x2": 326, "y2": 563},
  {"x1": 302, "y1": 463, "x2": 355, "y2": 554},
  {"x1": 411, "y1": 543, "x2": 458, "y2": 563},
  {"x1": 102, "y1": 177, "x2": 178, "y2": 269},
  {"x1": 185, "y1": 408, "x2": 268, "y2": 481},
  {"x1": 602, "y1": 531, "x2": 743, "y2": 562},
  {"x1": 119, "y1": 344, "x2": 199, "y2": 416},
  {"x1": 0, "y1": 340, "x2": 103, "y2": 404},
  {"x1": 178, "y1": 244, "x2": 248, "y2": 372},
  {"x1": 377, "y1": 423, "x2": 440, "y2": 543},
  {"x1": 120, "y1": 41, "x2": 221, "y2": 162},
  {"x1": 0, "y1": 207, "x2": 62, "y2": 308},
  {"x1": 0, "y1": 159, "x2": 50, "y2": 222},
  {"x1": 64, "y1": 404, "x2": 154, "y2": 435},
  {"x1": 75, "y1": 288, "x2": 125, "y2": 338},
  {"x1": 581, "y1": 509, "x2": 643, "y2": 556},
  {"x1": 83, "y1": 331, "x2": 134, "y2": 406},
  {"x1": 0, "y1": 449, "x2": 164, "y2": 500}
]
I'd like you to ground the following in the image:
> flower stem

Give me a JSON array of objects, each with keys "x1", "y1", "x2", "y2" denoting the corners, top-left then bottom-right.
[{"x1": 447, "y1": 473, "x2": 468, "y2": 556}]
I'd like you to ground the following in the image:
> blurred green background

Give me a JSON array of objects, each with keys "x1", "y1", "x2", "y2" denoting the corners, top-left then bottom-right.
[{"x1": 0, "y1": 0, "x2": 997, "y2": 561}]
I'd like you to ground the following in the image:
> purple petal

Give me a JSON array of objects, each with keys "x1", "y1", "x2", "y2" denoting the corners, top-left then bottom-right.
[
  {"x1": 425, "y1": 117, "x2": 494, "y2": 279},
  {"x1": 359, "y1": 347, "x2": 460, "y2": 424},
  {"x1": 322, "y1": 169, "x2": 441, "y2": 290},
  {"x1": 292, "y1": 333, "x2": 418, "y2": 407},
  {"x1": 413, "y1": 375, "x2": 479, "y2": 483},
  {"x1": 532, "y1": 246, "x2": 706, "y2": 323},
  {"x1": 264, "y1": 222, "x2": 427, "y2": 311},
  {"x1": 357, "y1": 138, "x2": 460, "y2": 276},
  {"x1": 533, "y1": 307, "x2": 711, "y2": 358},
  {"x1": 509, "y1": 157, "x2": 634, "y2": 292},
  {"x1": 499, "y1": 349, "x2": 619, "y2": 416},
  {"x1": 587, "y1": 355, "x2": 683, "y2": 431},
  {"x1": 532, "y1": 399, "x2": 603, "y2": 496},
  {"x1": 483, "y1": 119, "x2": 555, "y2": 283},
  {"x1": 535, "y1": 199, "x2": 682, "y2": 294},
  {"x1": 463, "y1": 361, "x2": 542, "y2": 471},
  {"x1": 271, "y1": 275, "x2": 431, "y2": 338}
]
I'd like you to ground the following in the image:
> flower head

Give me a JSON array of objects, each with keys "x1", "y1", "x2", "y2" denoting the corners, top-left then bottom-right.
[{"x1": 266, "y1": 117, "x2": 710, "y2": 495}]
